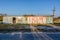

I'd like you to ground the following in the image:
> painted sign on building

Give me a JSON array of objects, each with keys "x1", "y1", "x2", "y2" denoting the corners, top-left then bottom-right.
[{"x1": 27, "y1": 16, "x2": 46, "y2": 24}]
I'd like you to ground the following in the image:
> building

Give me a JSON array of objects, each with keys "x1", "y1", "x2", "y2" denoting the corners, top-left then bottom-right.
[
  {"x1": 53, "y1": 17, "x2": 60, "y2": 23},
  {"x1": 25, "y1": 15, "x2": 53, "y2": 24},
  {"x1": 3, "y1": 15, "x2": 53, "y2": 24},
  {"x1": 3, "y1": 15, "x2": 27, "y2": 24}
]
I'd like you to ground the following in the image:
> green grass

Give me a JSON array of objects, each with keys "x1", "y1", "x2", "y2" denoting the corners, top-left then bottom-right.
[
  {"x1": 0, "y1": 24, "x2": 29, "y2": 29},
  {"x1": 0, "y1": 23, "x2": 59, "y2": 30}
]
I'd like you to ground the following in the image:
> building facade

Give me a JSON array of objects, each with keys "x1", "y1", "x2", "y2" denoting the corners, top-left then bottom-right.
[
  {"x1": 25, "y1": 15, "x2": 53, "y2": 24},
  {"x1": 3, "y1": 15, "x2": 53, "y2": 24},
  {"x1": 3, "y1": 16, "x2": 27, "y2": 24}
]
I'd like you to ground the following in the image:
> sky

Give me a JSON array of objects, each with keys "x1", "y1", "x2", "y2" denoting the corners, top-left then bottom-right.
[{"x1": 0, "y1": 0, "x2": 60, "y2": 17}]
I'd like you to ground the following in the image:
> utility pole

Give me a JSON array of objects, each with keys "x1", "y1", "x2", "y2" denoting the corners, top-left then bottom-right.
[
  {"x1": 53, "y1": 6, "x2": 56, "y2": 17},
  {"x1": 53, "y1": 6, "x2": 56, "y2": 24}
]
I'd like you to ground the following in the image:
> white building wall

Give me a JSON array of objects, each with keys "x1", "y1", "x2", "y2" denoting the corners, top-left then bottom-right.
[
  {"x1": 3, "y1": 16, "x2": 12, "y2": 24},
  {"x1": 3, "y1": 16, "x2": 27, "y2": 24},
  {"x1": 46, "y1": 17, "x2": 53, "y2": 24},
  {"x1": 16, "y1": 16, "x2": 27, "y2": 24}
]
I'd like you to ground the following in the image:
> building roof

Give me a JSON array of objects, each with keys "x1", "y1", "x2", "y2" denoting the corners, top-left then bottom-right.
[{"x1": 2, "y1": 14, "x2": 54, "y2": 17}]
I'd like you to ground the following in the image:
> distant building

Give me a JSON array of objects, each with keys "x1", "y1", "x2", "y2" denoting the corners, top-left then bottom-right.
[
  {"x1": 53, "y1": 17, "x2": 60, "y2": 23},
  {"x1": 0, "y1": 16, "x2": 3, "y2": 23},
  {"x1": 0, "y1": 13, "x2": 7, "y2": 23}
]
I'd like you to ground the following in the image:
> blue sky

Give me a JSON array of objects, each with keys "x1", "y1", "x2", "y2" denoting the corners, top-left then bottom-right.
[{"x1": 0, "y1": 0, "x2": 60, "y2": 16}]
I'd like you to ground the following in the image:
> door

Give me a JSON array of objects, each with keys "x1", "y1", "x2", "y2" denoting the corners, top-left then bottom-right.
[{"x1": 12, "y1": 17, "x2": 16, "y2": 24}]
